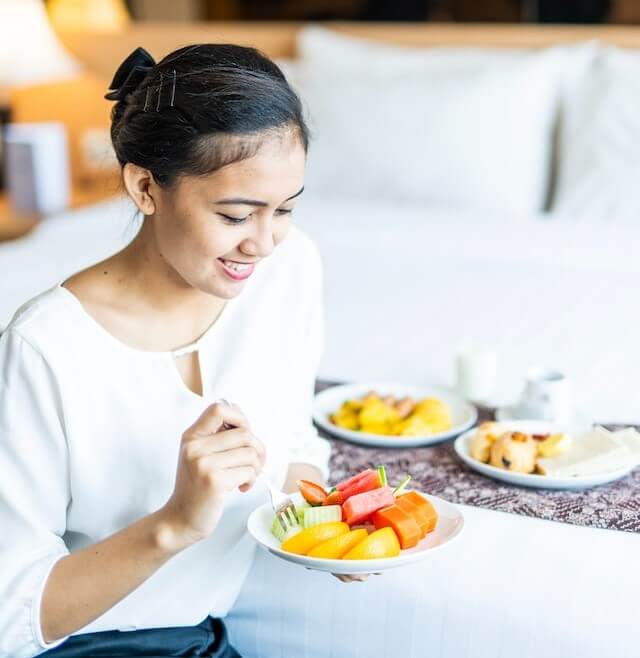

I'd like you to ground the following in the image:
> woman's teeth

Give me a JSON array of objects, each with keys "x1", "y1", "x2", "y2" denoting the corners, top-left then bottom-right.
[{"x1": 220, "y1": 258, "x2": 250, "y2": 272}]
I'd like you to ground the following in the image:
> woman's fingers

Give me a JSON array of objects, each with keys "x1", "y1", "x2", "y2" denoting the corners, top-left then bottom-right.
[
  {"x1": 200, "y1": 447, "x2": 262, "y2": 472},
  {"x1": 332, "y1": 573, "x2": 369, "y2": 583},
  {"x1": 182, "y1": 401, "x2": 266, "y2": 468},
  {"x1": 186, "y1": 428, "x2": 265, "y2": 461},
  {"x1": 207, "y1": 465, "x2": 258, "y2": 493},
  {"x1": 183, "y1": 401, "x2": 251, "y2": 439}
]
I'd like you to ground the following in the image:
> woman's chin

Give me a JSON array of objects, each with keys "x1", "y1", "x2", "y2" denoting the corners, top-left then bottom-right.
[{"x1": 201, "y1": 278, "x2": 244, "y2": 300}]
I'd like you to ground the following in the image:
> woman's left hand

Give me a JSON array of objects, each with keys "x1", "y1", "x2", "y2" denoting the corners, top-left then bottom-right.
[
  {"x1": 305, "y1": 568, "x2": 380, "y2": 582},
  {"x1": 333, "y1": 573, "x2": 368, "y2": 583}
]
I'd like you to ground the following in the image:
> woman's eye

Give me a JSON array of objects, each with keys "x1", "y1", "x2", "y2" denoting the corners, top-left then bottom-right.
[
  {"x1": 219, "y1": 209, "x2": 292, "y2": 224},
  {"x1": 219, "y1": 214, "x2": 249, "y2": 224}
]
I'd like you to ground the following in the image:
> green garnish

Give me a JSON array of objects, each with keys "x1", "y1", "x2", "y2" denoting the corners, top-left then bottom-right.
[{"x1": 393, "y1": 474, "x2": 412, "y2": 496}]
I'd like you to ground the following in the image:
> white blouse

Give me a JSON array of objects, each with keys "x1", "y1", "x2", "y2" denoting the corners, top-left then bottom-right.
[{"x1": 0, "y1": 226, "x2": 331, "y2": 658}]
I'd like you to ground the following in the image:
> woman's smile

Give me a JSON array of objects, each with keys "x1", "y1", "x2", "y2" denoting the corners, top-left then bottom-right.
[{"x1": 217, "y1": 257, "x2": 256, "y2": 280}]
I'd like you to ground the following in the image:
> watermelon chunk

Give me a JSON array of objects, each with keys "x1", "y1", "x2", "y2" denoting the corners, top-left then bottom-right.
[
  {"x1": 336, "y1": 468, "x2": 375, "y2": 492},
  {"x1": 337, "y1": 469, "x2": 383, "y2": 502},
  {"x1": 342, "y1": 486, "x2": 396, "y2": 526}
]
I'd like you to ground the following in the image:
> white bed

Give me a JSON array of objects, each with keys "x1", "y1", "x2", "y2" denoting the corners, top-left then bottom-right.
[
  {"x1": 293, "y1": 196, "x2": 640, "y2": 424},
  {"x1": 226, "y1": 505, "x2": 638, "y2": 658},
  {"x1": 5, "y1": 196, "x2": 639, "y2": 421},
  {"x1": 4, "y1": 28, "x2": 640, "y2": 655},
  {"x1": 1, "y1": 197, "x2": 639, "y2": 658}
]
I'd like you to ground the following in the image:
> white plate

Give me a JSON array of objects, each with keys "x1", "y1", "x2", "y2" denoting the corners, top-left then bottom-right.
[
  {"x1": 454, "y1": 420, "x2": 637, "y2": 490},
  {"x1": 313, "y1": 382, "x2": 478, "y2": 448},
  {"x1": 247, "y1": 491, "x2": 464, "y2": 574}
]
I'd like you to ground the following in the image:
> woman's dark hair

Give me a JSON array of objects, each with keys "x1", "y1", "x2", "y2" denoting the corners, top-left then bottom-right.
[{"x1": 105, "y1": 44, "x2": 309, "y2": 187}]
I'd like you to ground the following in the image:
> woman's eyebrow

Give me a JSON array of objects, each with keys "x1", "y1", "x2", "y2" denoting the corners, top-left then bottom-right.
[{"x1": 215, "y1": 186, "x2": 304, "y2": 206}]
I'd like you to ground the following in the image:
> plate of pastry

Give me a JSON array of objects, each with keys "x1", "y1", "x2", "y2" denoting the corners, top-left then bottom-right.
[
  {"x1": 454, "y1": 421, "x2": 640, "y2": 490},
  {"x1": 313, "y1": 382, "x2": 477, "y2": 448}
]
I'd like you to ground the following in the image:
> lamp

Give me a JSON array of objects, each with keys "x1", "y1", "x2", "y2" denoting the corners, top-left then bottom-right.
[
  {"x1": 47, "y1": 0, "x2": 131, "y2": 32},
  {"x1": 0, "y1": 0, "x2": 79, "y2": 90},
  {"x1": 0, "y1": 0, "x2": 80, "y2": 189}
]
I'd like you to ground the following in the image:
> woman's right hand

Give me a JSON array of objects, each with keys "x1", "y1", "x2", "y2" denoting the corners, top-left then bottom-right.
[{"x1": 160, "y1": 401, "x2": 266, "y2": 549}]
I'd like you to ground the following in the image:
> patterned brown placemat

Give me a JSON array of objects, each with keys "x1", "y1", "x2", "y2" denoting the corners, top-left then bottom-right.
[{"x1": 315, "y1": 380, "x2": 640, "y2": 533}]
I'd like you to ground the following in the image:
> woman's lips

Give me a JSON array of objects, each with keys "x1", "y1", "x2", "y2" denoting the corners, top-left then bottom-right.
[{"x1": 217, "y1": 257, "x2": 255, "y2": 281}]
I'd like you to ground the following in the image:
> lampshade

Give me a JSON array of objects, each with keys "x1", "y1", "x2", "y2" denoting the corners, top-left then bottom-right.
[
  {"x1": 48, "y1": 0, "x2": 131, "y2": 32},
  {"x1": 0, "y1": 0, "x2": 79, "y2": 88}
]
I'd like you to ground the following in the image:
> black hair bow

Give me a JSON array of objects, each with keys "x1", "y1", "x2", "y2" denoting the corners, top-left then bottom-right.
[{"x1": 105, "y1": 47, "x2": 156, "y2": 101}]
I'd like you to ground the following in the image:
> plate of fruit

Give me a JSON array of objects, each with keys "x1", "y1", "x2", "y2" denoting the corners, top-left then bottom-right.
[
  {"x1": 313, "y1": 382, "x2": 477, "y2": 448},
  {"x1": 247, "y1": 466, "x2": 464, "y2": 574}
]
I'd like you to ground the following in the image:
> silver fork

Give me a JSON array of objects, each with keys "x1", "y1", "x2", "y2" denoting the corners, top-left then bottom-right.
[
  {"x1": 217, "y1": 398, "x2": 299, "y2": 533},
  {"x1": 263, "y1": 476, "x2": 299, "y2": 534}
]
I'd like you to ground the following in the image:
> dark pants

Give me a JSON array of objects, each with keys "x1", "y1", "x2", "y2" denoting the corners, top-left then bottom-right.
[{"x1": 42, "y1": 617, "x2": 241, "y2": 658}]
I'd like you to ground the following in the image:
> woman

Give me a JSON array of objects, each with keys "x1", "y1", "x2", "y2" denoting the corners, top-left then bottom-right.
[{"x1": 0, "y1": 44, "x2": 334, "y2": 657}]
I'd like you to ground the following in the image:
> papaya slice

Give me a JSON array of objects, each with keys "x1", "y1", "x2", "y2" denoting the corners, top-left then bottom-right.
[
  {"x1": 371, "y1": 505, "x2": 421, "y2": 549},
  {"x1": 397, "y1": 492, "x2": 437, "y2": 535},
  {"x1": 394, "y1": 495, "x2": 430, "y2": 537}
]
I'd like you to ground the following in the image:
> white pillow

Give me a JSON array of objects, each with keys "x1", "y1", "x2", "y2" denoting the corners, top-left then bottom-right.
[
  {"x1": 298, "y1": 56, "x2": 559, "y2": 215},
  {"x1": 297, "y1": 25, "x2": 528, "y2": 74},
  {"x1": 552, "y1": 46, "x2": 640, "y2": 222}
]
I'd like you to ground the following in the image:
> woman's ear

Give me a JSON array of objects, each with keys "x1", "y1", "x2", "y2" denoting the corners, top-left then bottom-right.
[{"x1": 122, "y1": 163, "x2": 157, "y2": 216}]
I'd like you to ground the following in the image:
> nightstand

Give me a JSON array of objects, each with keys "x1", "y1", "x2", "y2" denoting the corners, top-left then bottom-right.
[
  {"x1": 0, "y1": 195, "x2": 38, "y2": 242},
  {"x1": 0, "y1": 183, "x2": 120, "y2": 243}
]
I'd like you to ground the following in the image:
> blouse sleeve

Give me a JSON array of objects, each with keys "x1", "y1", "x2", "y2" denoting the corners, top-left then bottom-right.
[
  {"x1": 0, "y1": 329, "x2": 71, "y2": 658},
  {"x1": 285, "y1": 243, "x2": 332, "y2": 483}
]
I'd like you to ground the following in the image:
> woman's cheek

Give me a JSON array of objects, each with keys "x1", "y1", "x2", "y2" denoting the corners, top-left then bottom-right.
[
  {"x1": 190, "y1": 221, "x2": 231, "y2": 258},
  {"x1": 274, "y1": 217, "x2": 292, "y2": 246}
]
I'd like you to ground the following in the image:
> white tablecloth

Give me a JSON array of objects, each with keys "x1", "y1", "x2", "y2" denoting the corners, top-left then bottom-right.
[{"x1": 1, "y1": 197, "x2": 639, "y2": 657}]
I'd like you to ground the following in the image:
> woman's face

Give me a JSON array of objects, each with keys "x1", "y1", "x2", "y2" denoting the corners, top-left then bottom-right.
[{"x1": 149, "y1": 132, "x2": 306, "y2": 299}]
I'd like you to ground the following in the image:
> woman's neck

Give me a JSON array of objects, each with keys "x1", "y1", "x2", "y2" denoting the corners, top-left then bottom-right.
[{"x1": 63, "y1": 219, "x2": 227, "y2": 352}]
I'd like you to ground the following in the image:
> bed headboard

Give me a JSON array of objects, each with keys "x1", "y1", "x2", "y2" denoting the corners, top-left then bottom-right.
[
  {"x1": 11, "y1": 21, "x2": 640, "y2": 189},
  {"x1": 57, "y1": 21, "x2": 640, "y2": 78}
]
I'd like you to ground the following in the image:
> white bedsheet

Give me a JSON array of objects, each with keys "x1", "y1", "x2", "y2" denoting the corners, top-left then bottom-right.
[
  {"x1": 1, "y1": 196, "x2": 137, "y2": 326},
  {"x1": 292, "y1": 197, "x2": 640, "y2": 423},
  {"x1": 226, "y1": 505, "x2": 640, "y2": 658},
  {"x1": 1, "y1": 197, "x2": 639, "y2": 657}
]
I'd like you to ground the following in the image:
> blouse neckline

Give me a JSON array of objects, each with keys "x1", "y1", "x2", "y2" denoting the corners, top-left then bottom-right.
[{"x1": 55, "y1": 281, "x2": 239, "y2": 359}]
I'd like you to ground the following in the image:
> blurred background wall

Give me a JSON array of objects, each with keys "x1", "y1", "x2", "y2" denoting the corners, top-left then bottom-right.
[
  {"x1": 122, "y1": 0, "x2": 640, "y2": 24},
  {"x1": 3, "y1": 0, "x2": 640, "y2": 420}
]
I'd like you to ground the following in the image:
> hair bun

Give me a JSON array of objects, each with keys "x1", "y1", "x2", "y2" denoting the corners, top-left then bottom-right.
[{"x1": 105, "y1": 47, "x2": 156, "y2": 101}]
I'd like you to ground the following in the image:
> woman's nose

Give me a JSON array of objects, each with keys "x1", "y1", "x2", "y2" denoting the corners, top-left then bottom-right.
[{"x1": 242, "y1": 220, "x2": 276, "y2": 259}]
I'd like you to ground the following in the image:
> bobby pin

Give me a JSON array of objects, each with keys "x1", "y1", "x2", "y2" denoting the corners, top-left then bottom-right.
[
  {"x1": 170, "y1": 70, "x2": 176, "y2": 108},
  {"x1": 156, "y1": 73, "x2": 163, "y2": 112}
]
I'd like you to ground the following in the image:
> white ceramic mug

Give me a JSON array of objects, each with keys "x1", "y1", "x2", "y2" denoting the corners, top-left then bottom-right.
[{"x1": 516, "y1": 366, "x2": 572, "y2": 423}]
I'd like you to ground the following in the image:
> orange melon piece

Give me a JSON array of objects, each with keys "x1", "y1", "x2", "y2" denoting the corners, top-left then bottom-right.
[
  {"x1": 342, "y1": 527, "x2": 401, "y2": 560},
  {"x1": 307, "y1": 529, "x2": 369, "y2": 559},
  {"x1": 398, "y1": 492, "x2": 438, "y2": 535},
  {"x1": 371, "y1": 505, "x2": 421, "y2": 549},
  {"x1": 281, "y1": 522, "x2": 349, "y2": 555},
  {"x1": 394, "y1": 495, "x2": 430, "y2": 537}
]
